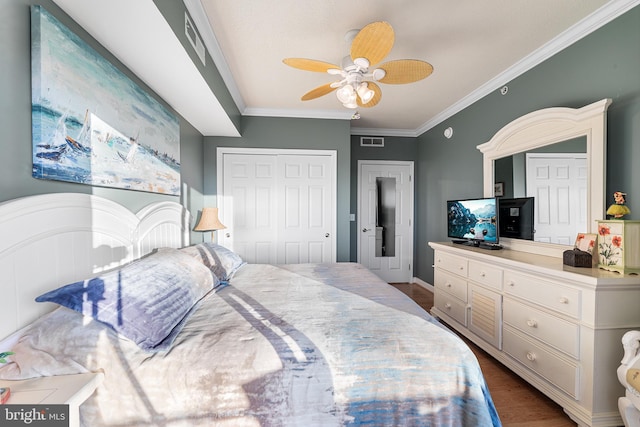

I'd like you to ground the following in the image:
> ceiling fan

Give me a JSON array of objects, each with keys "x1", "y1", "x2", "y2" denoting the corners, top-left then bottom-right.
[{"x1": 283, "y1": 21, "x2": 433, "y2": 109}]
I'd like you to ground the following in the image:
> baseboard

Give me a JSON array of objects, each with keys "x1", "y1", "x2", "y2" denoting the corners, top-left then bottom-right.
[{"x1": 412, "y1": 277, "x2": 434, "y2": 292}]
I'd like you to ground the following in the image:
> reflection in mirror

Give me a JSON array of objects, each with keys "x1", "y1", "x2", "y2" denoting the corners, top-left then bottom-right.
[
  {"x1": 495, "y1": 137, "x2": 587, "y2": 244},
  {"x1": 375, "y1": 177, "x2": 396, "y2": 257},
  {"x1": 477, "y1": 98, "x2": 611, "y2": 257}
]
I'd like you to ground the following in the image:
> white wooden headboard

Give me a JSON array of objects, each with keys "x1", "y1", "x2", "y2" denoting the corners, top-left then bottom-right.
[{"x1": 0, "y1": 193, "x2": 191, "y2": 342}]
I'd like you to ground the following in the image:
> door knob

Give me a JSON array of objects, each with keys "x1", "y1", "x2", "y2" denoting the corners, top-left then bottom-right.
[
  {"x1": 362, "y1": 228, "x2": 370, "y2": 232},
  {"x1": 325, "y1": 233, "x2": 330, "y2": 238},
  {"x1": 225, "y1": 232, "x2": 230, "y2": 238}
]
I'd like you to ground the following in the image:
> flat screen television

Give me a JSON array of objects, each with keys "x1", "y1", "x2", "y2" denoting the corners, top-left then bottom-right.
[
  {"x1": 447, "y1": 197, "x2": 499, "y2": 247},
  {"x1": 498, "y1": 197, "x2": 535, "y2": 240}
]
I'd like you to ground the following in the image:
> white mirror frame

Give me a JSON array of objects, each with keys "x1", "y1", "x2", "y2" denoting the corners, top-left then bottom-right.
[{"x1": 477, "y1": 98, "x2": 612, "y2": 257}]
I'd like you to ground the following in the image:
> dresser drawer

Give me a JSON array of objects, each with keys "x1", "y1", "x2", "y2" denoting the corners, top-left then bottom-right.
[
  {"x1": 434, "y1": 290, "x2": 467, "y2": 327},
  {"x1": 503, "y1": 326, "x2": 579, "y2": 398},
  {"x1": 468, "y1": 260, "x2": 503, "y2": 291},
  {"x1": 434, "y1": 251, "x2": 468, "y2": 277},
  {"x1": 503, "y1": 298, "x2": 579, "y2": 359},
  {"x1": 503, "y1": 271, "x2": 580, "y2": 319},
  {"x1": 434, "y1": 270, "x2": 467, "y2": 302}
]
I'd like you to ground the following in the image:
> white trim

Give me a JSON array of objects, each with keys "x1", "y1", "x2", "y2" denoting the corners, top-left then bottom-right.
[
  {"x1": 412, "y1": 276, "x2": 434, "y2": 293},
  {"x1": 350, "y1": 126, "x2": 420, "y2": 138},
  {"x1": 243, "y1": 107, "x2": 353, "y2": 121},
  {"x1": 216, "y1": 146, "x2": 339, "y2": 158}
]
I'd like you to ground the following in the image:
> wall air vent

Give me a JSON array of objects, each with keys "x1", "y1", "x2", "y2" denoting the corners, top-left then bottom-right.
[
  {"x1": 185, "y1": 12, "x2": 206, "y2": 66},
  {"x1": 360, "y1": 137, "x2": 384, "y2": 147}
]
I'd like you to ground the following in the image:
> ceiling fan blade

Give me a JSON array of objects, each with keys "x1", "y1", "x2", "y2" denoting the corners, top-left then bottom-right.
[
  {"x1": 301, "y1": 83, "x2": 337, "y2": 101},
  {"x1": 283, "y1": 58, "x2": 340, "y2": 73},
  {"x1": 376, "y1": 59, "x2": 434, "y2": 84},
  {"x1": 357, "y1": 82, "x2": 382, "y2": 108},
  {"x1": 350, "y1": 21, "x2": 394, "y2": 66}
]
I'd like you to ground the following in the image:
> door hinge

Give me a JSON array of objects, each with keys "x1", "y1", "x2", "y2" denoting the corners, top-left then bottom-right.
[{"x1": 408, "y1": 263, "x2": 411, "y2": 270}]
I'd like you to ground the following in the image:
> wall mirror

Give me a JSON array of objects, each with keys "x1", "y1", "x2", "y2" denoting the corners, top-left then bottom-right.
[
  {"x1": 477, "y1": 98, "x2": 611, "y2": 257},
  {"x1": 495, "y1": 136, "x2": 586, "y2": 245}
]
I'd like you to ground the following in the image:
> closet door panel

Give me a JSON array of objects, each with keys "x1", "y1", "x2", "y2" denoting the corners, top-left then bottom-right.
[
  {"x1": 221, "y1": 153, "x2": 278, "y2": 264},
  {"x1": 278, "y1": 154, "x2": 333, "y2": 264}
]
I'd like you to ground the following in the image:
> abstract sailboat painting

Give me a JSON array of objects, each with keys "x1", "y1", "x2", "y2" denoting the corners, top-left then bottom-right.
[{"x1": 31, "y1": 6, "x2": 180, "y2": 195}]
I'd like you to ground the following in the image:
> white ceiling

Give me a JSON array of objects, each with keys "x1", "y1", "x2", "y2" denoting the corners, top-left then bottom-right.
[{"x1": 54, "y1": 0, "x2": 638, "y2": 137}]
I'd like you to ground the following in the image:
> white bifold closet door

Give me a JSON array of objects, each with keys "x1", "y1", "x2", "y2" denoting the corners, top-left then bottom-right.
[{"x1": 217, "y1": 148, "x2": 336, "y2": 264}]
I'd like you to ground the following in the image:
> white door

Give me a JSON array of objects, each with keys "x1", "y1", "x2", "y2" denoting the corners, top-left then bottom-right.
[
  {"x1": 278, "y1": 154, "x2": 334, "y2": 264},
  {"x1": 219, "y1": 152, "x2": 278, "y2": 263},
  {"x1": 358, "y1": 161, "x2": 414, "y2": 283},
  {"x1": 217, "y1": 148, "x2": 336, "y2": 264},
  {"x1": 526, "y1": 153, "x2": 587, "y2": 245}
]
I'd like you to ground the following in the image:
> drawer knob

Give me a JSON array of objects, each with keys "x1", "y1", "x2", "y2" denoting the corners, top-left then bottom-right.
[
  {"x1": 444, "y1": 303, "x2": 452, "y2": 309},
  {"x1": 459, "y1": 266, "x2": 464, "y2": 271},
  {"x1": 559, "y1": 297, "x2": 569, "y2": 304},
  {"x1": 526, "y1": 319, "x2": 538, "y2": 328},
  {"x1": 480, "y1": 272, "x2": 486, "y2": 277},
  {"x1": 446, "y1": 282, "x2": 452, "y2": 288},
  {"x1": 507, "y1": 281, "x2": 515, "y2": 287},
  {"x1": 526, "y1": 352, "x2": 536, "y2": 362}
]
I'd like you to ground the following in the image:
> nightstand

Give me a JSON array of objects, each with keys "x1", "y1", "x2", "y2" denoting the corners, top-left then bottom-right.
[{"x1": 0, "y1": 372, "x2": 104, "y2": 427}]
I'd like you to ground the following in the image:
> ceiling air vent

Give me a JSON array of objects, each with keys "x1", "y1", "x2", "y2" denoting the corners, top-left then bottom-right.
[{"x1": 360, "y1": 137, "x2": 384, "y2": 147}]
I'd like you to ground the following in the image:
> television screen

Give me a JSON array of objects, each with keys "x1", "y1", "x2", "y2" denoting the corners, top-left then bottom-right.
[
  {"x1": 447, "y1": 197, "x2": 498, "y2": 245},
  {"x1": 498, "y1": 197, "x2": 535, "y2": 240}
]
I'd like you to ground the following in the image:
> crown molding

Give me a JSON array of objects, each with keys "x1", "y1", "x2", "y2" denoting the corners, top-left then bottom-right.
[
  {"x1": 349, "y1": 127, "x2": 420, "y2": 138},
  {"x1": 243, "y1": 107, "x2": 353, "y2": 121}
]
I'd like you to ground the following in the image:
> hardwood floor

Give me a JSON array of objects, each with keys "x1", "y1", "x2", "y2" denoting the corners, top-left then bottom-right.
[{"x1": 390, "y1": 283, "x2": 577, "y2": 427}]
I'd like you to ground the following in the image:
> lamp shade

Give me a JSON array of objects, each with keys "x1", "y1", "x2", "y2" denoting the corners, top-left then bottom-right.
[
  {"x1": 194, "y1": 207, "x2": 226, "y2": 231},
  {"x1": 357, "y1": 82, "x2": 375, "y2": 104}
]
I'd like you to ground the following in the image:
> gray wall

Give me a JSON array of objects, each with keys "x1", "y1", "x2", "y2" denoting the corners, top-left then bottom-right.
[
  {"x1": 204, "y1": 116, "x2": 352, "y2": 261},
  {"x1": 415, "y1": 5, "x2": 640, "y2": 284},
  {"x1": 0, "y1": 1, "x2": 206, "y2": 241}
]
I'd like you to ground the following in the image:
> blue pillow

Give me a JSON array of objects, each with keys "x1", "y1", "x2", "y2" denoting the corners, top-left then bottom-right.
[
  {"x1": 180, "y1": 243, "x2": 246, "y2": 282},
  {"x1": 35, "y1": 248, "x2": 215, "y2": 352}
]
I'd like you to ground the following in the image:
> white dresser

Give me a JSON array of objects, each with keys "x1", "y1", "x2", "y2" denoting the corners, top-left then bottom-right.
[{"x1": 429, "y1": 241, "x2": 640, "y2": 427}]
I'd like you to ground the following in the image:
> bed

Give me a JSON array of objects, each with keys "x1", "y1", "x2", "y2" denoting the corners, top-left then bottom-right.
[{"x1": 0, "y1": 193, "x2": 500, "y2": 426}]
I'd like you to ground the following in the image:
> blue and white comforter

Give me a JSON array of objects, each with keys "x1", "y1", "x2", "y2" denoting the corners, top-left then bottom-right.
[{"x1": 1, "y1": 262, "x2": 500, "y2": 426}]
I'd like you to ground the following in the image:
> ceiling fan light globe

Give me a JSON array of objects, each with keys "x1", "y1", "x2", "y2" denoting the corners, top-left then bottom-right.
[
  {"x1": 357, "y1": 83, "x2": 375, "y2": 104},
  {"x1": 372, "y1": 68, "x2": 386, "y2": 81},
  {"x1": 344, "y1": 100, "x2": 358, "y2": 109},
  {"x1": 336, "y1": 84, "x2": 355, "y2": 103}
]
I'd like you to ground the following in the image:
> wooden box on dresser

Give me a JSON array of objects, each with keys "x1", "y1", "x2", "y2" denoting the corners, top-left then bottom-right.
[{"x1": 429, "y1": 241, "x2": 640, "y2": 427}]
